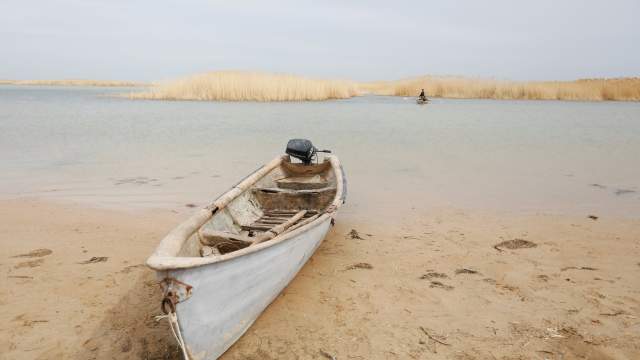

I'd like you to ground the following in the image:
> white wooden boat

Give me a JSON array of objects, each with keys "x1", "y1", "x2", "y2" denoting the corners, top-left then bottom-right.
[{"x1": 147, "y1": 140, "x2": 346, "y2": 359}]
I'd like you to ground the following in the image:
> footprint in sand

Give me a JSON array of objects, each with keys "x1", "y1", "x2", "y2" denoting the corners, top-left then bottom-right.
[
  {"x1": 429, "y1": 281, "x2": 454, "y2": 290},
  {"x1": 536, "y1": 274, "x2": 550, "y2": 282},
  {"x1": 493, "y1": 239, "x2": 537, "y2": 251},
  {"x1": 11, "y1": 248, "x2": 53, "y2": 258},
  {"x1": 420, "y1": 271, "x2": 448, "y2": 279},
  {"x1": 455, "y1": 268, "x2": 480, "y2": 275},
  {"x1": 11, "y1": 248, "x2": 52, "y2": 269},
  {"x1": 77, "y1": 256, "x2": 108, "y2": 265},
  {"x1": 14, "y1": 259, "x2": 45, "y2": 269},
  {"x1": 419, "y1": 271, "x2": 454, "y2": 290},
  {"x1": 344, "y1": 262, "x2": 373, "y2": 270}
]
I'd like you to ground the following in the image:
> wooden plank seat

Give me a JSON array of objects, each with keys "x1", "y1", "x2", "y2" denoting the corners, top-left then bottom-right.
[
  {"x1": 199, "y1": 210, "x2": 314, "y2": 255},
  {"x1": 241, "y1": 210, "x2": 318, "y2": 232},
  {"x1": 276, "y1": 175, "x2": 328, "y2": 190},
  {"x1": 252, "y1": 186, "x2": 336, "y2": 195}
]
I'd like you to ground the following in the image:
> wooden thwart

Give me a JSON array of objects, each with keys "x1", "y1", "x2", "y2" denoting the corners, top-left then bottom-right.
[
  {"x1": 241, "y1": 224, "x2": 274, "y2": 231},
  {"x1": 251, "y1": 210, "x2": 307, "y2": 246},
  {"x1": 242, "y1": 210, "x2": 317, "y2": 232}
]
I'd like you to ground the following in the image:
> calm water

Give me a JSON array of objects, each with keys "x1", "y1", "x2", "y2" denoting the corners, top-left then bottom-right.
[{"x1": 1, "y1": 85, "x2": 639, "y2": 217}]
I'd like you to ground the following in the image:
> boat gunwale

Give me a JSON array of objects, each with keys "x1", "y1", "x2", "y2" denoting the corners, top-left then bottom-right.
[{"x1": 146, "y1": 154, "x2": 345, "y2": 271}]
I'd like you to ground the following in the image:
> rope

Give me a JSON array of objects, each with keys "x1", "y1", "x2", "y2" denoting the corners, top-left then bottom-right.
[{"x1": 155, "y1": 313, "x2": 190, "y2": 359}]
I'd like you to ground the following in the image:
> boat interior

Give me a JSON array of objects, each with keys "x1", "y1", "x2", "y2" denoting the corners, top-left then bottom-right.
[{"x1": 177, "y1": 157, "x2": 338, "y2": 258}]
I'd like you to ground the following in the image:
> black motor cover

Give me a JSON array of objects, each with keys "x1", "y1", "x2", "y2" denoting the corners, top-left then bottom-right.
[{"x1": 286, "y1": 139, "x2": 316, "y2": 164}]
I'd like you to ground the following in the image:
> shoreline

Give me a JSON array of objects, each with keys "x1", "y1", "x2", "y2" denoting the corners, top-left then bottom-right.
[
  {"x1": 4, "y1": 82, "x2": 639, "y2": 103},
  {"x1": 3, "y1": 74, "x2": 639, "y2": 101},
  {"x1": 0, "y1": 80, "x2": 147, "y2": 87},
  {"x1": 1, "y1": 198, "x2": 638, "y2": 359}
]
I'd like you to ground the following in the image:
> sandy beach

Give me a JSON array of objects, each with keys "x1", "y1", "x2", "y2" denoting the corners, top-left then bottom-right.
[
  {"x1": 1, "y1": 198, "x2": 638, "y2": 359},
  {"x1": 3, "y1": 1, "x2": 639, "y2": 358}
]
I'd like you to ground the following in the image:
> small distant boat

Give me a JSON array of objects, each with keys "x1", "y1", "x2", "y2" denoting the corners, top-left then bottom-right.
[
  {"x1": 147, "y1": 139, "x2": 346, "y2": 359},
  {"x1": 416, "y1": 97, "x2": 429, "y2": 104}
]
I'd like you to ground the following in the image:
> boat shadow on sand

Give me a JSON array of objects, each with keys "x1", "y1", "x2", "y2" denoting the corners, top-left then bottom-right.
[{"x1": 72, "y1": 271, "x2": 181, "y2": 360}]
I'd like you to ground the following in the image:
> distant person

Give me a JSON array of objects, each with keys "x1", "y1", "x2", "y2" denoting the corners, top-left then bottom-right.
[{"x1": 419, "y1": 89, "x2": 426, "y2": 101}]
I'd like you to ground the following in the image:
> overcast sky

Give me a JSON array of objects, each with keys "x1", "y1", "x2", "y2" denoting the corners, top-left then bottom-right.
[{"x1": 2, "y1": 0, "x2": 639, "y2": 82}]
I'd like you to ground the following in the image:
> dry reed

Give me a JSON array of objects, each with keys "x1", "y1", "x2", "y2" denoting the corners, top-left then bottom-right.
[
  {"x1": 4, "y1": 73, "x2": 638, "y2": 101},
  {"x1": 367, "y1": 76, "x2": 640, "y2": 101},
  {"x1": 129, "y1": 71, "x2": 359, "y2": 101}
]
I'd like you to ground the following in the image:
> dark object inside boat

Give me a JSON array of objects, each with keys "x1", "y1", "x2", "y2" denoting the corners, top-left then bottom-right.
[{"x1": 286, "y1": 139, "x2": 331, "y2": 165}]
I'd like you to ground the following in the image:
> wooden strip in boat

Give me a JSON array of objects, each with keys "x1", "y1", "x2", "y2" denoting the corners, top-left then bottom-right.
[
  {"x1": 257, "y1": 214, "x2": 316, "y2": 223},
  {"x1": 252, "y1": 210, "x2": 307, "y2": 246},
  {"x1": 254, "y1": 220, "x2": 286, "y2": 225},
  {"x1": 265, "y1": 210, "x2": 318, "y2": 215},
  {"x1": 241, "y1": 224, "x2": 272, "y2": 231},
  {"x1": 254, "y1": 187, "x2": 336, "y2": 194},
  {"x1": 244, "y1": 213, "x2": 318, "y2": 231},
  {"x1": 259, "y1": 216, "x2": 292, "y2": 221}
]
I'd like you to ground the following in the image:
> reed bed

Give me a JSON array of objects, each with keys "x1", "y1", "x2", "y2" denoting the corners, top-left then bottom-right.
[
  {"x1": 0, "y1": 79, "x2": 144, "y2": 87},
  {"x1": 4, "y1": 73, "x2": 638, "y2": 101},
  {"x1": 370, "y1": 76, "x2": 640, "y2": 101},
  {"x1": 130, "y1": 71, "x2": 359, "y2": 101}
]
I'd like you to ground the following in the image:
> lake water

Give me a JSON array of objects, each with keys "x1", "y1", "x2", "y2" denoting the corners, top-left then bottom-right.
[{"x1": 1, "y1": 85, "x2": 639, "y2": 217}]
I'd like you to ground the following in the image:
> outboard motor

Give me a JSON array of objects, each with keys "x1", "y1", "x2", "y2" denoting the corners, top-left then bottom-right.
[{"x1": 286, "y1": 139, "x2": 331, "y2": 165}]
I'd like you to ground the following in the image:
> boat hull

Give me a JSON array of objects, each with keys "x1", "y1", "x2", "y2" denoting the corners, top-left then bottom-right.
[{"x1": 166, "y1": 217, "x2": 333, "y2": 359}]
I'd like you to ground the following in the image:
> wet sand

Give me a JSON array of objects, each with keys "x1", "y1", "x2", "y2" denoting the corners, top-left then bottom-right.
[{"x1": 1, "y1": 198, "x2": 639, "y2": 359}]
